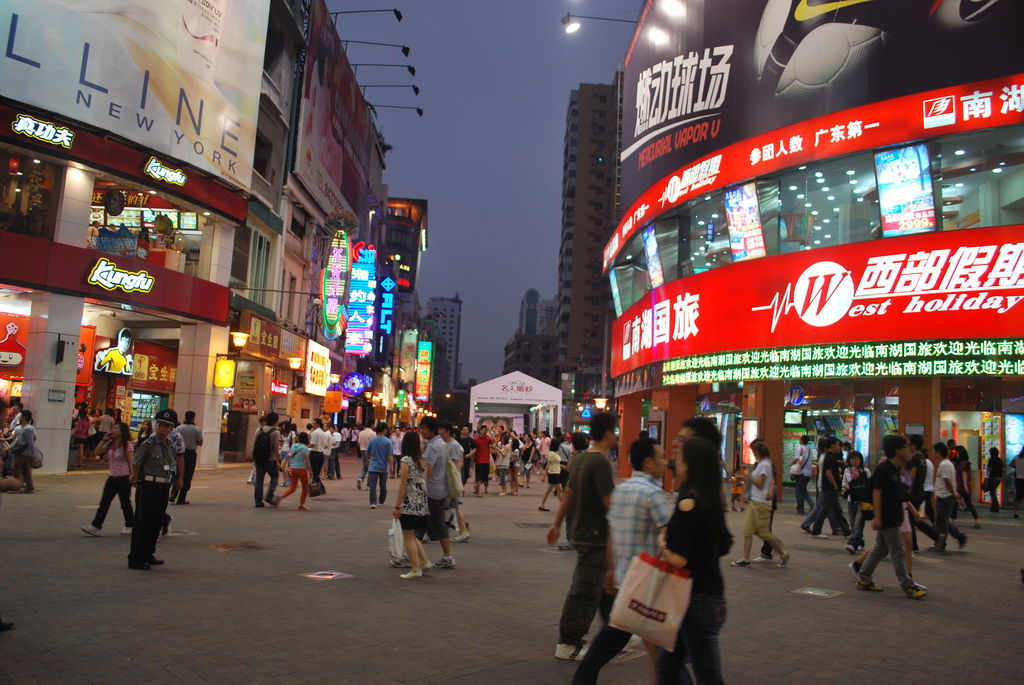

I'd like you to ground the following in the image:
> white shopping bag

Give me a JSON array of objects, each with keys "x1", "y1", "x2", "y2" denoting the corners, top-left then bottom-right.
[
  {"x1": 609, "y1": 553, "x2": 693, "y2": 650},
  {"x1": 388, "y1": 519, "x2": 405, "y2": 564}
]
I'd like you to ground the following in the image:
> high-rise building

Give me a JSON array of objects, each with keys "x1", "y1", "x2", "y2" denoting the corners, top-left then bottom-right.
[
  {"x1": 425, "y1": 294, "x2": 462, "y2": 391},
  {"x1": 556, "y1": 80, "x2": 619, "y2": 425},
  {"x1": 518, "y1": 289, "x2": 558, "y2": 336}
]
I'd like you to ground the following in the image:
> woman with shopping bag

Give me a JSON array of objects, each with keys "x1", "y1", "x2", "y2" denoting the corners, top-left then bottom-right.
[{"x1": 655, "y1": 436, "x2": 732, "y2": 684}]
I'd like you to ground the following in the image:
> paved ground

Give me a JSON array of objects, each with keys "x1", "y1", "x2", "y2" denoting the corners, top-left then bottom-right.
[{"x1": 2, "y1": 454, "x2": 1023, "y2": 684}]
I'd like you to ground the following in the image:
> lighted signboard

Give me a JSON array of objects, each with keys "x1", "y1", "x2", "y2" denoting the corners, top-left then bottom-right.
[
  {"x1": 723, "y1": 183, "x2": 767, "y2": 262},
  {"x1": 641, "y1": 225, "x2": 664, "y2": 288},
  {"x1": 86, "y1": 258, "x2": 155, "y2": 294},
  {"x1": 94, "y1": 328, "x2": 134, "y2": 376},
  {"x1": 612, "y1": 224, "x2": 1024, "y2": 378},
  {"x1": 609, "y1": 269, "x2": 624, "y2": 317},
  {"x1": 379, "y1": 275, "x2": 396, "y2": 336},
  {"x1": 414, "y1": 341, "x2": 433, "y2": 402},
  {"x1": 874, "y1": 143, "x2": 937, "y2": 238},
  {"x1": 322, "y1": 230, "x2": 350, "y2": 340},
  {"x1": 1005, "y1": 415, "x2": 1024, "y2": 477},
  {"x1": 304, "y1": 339, "x2": 329, "y2": 397},
  {"x1": 854, "y1": 411, "x2": 871, "y2": 456},
  {"x1": 143, "y1": 156, "x2": 187, "y2": 186},
  {"x1": 344, "y1": 242, "x2": 377, "y2": 356},
  {"x1": 11, "y1": 113, "x2": 74, "y2": 148},
  {"x1": 341, "y1": 372, "x2": 369, "y2": 397},
  {"x1": 270, "y1": 379, "x2": 289, "y2": 396}
]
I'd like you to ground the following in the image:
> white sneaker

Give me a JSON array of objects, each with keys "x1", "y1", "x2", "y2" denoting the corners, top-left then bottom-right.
[
  {"x1": 452, "y1": 532, "x2": 471, "y2": 543},
  {"x1": 434, "y1": 556, "x2": 456, "y2": 569},
  {"x1": 81, "y1": 524, "x2": 100, "y2": 536},
  {"x1": 554, "y1": 643, "x2": 588, "y2": 660},
  {"x1": 400, "y1": 569, "x2": 423, "y2": 579},
  {"x1": 120, "y1": 527, "x2": 132, "y2": 535},
  {"x1": 371, "y1": 504, "x2": 378, "y2": 509},
  {"x1": 751, "y1": 555, "x2": 772, "y2": 563},
  {"x1": 811, "y1": 534, "x2": 830, "y2": 539},
  {"x1": 421, "y1": 560, "x2": 434, "y2": 572}
]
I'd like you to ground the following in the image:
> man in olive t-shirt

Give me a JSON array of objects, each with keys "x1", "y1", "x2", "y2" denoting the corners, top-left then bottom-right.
[{"x1": 547, "y1": 413, "x2": 618, "y2": 661}]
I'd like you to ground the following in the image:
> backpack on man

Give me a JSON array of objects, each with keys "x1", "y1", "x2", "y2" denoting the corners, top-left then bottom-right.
[{"x1": 252, "y1": 428, "x2": 273, "y2": 462}]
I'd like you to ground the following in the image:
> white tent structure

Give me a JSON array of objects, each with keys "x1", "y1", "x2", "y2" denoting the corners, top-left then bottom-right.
[{"x1": 469, "y1": 371, "x2": 562, "y2": 434}]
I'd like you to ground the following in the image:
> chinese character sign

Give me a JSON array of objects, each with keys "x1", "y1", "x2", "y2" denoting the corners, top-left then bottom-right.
[
  {"x1": 414, "y1": 341, "x2": 433, "y2": 402},
  {"x1": 322, "y1": 230, "x2": 350, "y2": 340},
  {"x1": 304, "y1": 339, "x2": 329, "y2": 397},
  {"x1": 344, "y1": 242, "x2": 377, "y2": 356}
]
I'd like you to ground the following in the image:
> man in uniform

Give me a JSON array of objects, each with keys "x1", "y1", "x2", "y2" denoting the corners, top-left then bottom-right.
[{"x1": 128, "y1": 409, "x2": 182, "y2": 570}]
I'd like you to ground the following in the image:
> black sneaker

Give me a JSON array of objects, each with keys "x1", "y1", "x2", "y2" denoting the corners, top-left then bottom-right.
[
  {"x1": 0, "y1": 621, "x2": 14, "y2": 632},
  {"x1": 127, "y1": 561, "x2": 151, "y2": 571}
]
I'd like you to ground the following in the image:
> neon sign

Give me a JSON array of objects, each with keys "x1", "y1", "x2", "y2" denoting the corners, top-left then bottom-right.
[
  {"x1": 87, "y1": 259, "x2": 155, "y2": 294},
  {"x1": 322, "y1": 230, "x2": 350, "y2": 339},
  {"x1": 344, "y1": 241, "x2": 377, "y2": 356},
  {"x1": 143, "y1": 156, "x2": 187, "y2": 186},
  {"x1": 11, "y1": 113, "x2": 74, "y2": 148},
  {"x1": 270, "y1": 380, "x2": 289, "y2": 396},
  {"x1": 414, "y1": 341, "x2": 433, "y2": 402},
  {"x1": 379, "y1": 276, "x2": 395, "y2": 336},
  {"x1": 341, "y1": 372, "x2": 370, "y2": 397}
]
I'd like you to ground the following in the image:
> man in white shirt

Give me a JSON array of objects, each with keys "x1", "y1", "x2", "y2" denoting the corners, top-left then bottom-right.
[
  {"x1": 327, "y1": 425, "x2": 343, "y2": 480},
  {"x1": 794, "y1": 435, "x2": 815, "y2": 514},
  {"x1": 930, "y1": 441, "x2": 966, "y2": 551},
  {"x1": 308, "y1": 420, "x2": 331, "y2": 484},
  {"x1": 734, "y1": 440, "x2": 790, "y2": 567}
]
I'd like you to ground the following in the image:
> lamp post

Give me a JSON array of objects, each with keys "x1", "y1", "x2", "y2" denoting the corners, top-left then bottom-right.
[
  {"x1": 368, "y1": 104, "x2": 423, "y2": 117},
  {"x1": 560, "y1": 13, "x2": 634, "y2": 34},
  {"x1": 342, "y1": 39, "x2": 410, "y2": 56}
]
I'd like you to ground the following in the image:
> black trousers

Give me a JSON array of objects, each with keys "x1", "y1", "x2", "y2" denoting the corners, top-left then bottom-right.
[
  {"x1": 309, "y1": 451, "x2": 325, "y2": 483},
  {"x1": 253, "y1": 460, "x2": 278, "y2": 505},
  {"x1": 92, "y1": 475, "x2": 134, "y2": 529},
  {"x1": 129, "y1": 480, "x2": 170, "y2": 564},
  {"x1": 170, "y1": 450, "x2": 197, "y2": 503}
]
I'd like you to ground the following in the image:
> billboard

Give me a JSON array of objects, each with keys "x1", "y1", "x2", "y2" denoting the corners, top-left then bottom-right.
[
  {"x1": 414, "y1": 341, "x2": 433, "y2": 402},
  {"x1": 723, "y1": 183, "x2": 766, "y2": 262},
  {"x1": 0, "y1": 0, "x2": 270, "y2": 190},
  {"x1": 611, "y1": 223, "x2": 1024, "y2": 378},
  {"x1": 294, "y1": 0, "x2": 375, "y2": 215},
  {"x1": 874, "y1": 143, "x2": 937, "y2": 238},
  {"x1": 620, "y1": 0, "x2": 1024, "y2": 215}
]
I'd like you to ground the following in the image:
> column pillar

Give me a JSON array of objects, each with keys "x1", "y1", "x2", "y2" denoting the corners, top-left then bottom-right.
[
  {"x1": 618, "y1": 392, "x2": 644, "y2": 478},
  {"x1": 899, "y1": 377, "x2": 942, "y2": 445},
  {"x1": 174, "y1": 323, "x2": 229, "y2": 467},
  {"x1": 53, "y1": 166, "x2": 94, "y2": 247},
  {"x1": 21, "y1": 293, "x2": 85, "y2": 474},
  {"x1": 653, "y1": 385, "x2": 697, "y2": 489},
  {"x1": 743, "y1": 380, "x2": 786, "y2": 492}
]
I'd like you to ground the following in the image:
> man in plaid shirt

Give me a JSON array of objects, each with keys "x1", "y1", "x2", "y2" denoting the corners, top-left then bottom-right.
[{"x1": 572, "y1": 437, "x2": 672, "y2": 683}]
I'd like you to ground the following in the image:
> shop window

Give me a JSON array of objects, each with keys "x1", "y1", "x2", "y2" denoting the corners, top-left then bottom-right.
[
  {"x1": 89, "y1": 179, "x2": 203, "y2": 275},
  {"x1": 937, "y1": 124, "x2": 1024, "y2": 230},
  {"x1": 252, "y1": 131, "x2": 274, "y2": 184},
  {"x1": 249, "y1": 230, "x2": 272, "y2": 306},
  {"x1": 0, "y1": 152, "x2": 59, "y2": 240},
  {"x1": 230, "y1": 223, "x2": 251, "y2": 286}
]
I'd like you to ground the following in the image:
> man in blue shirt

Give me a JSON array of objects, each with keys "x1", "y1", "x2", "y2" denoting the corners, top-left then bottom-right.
[
  {"x1": 365, "y1": 423, "x2": 393, "y2": 509},
  {"x1": 420, "y1": 417, "x2": 456, "y2": 569}
]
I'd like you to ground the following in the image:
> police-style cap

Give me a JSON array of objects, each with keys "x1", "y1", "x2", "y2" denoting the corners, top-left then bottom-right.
[{"x1": 154, "y1": 409, "x2": 178, "y2": 426}]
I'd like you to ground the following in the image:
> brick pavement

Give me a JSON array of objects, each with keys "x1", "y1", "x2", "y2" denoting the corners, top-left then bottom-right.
[{"x1": 1, "y1": 456, "x2": 1023, "y2": 684}]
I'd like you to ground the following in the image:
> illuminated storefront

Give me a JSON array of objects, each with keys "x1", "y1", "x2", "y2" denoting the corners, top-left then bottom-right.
[{"x1": 608, "y1": 1, "x2": 1024, "y2": 501}]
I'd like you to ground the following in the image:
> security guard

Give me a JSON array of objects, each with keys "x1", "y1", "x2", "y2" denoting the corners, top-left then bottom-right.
[{"x1": 128, "y1": 409, "x2": 183, "y2": 570}]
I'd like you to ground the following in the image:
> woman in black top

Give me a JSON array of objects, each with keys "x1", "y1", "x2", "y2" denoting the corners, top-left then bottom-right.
[{"x1": 657, "y1": 436, "x2": 731, "y2": 685}]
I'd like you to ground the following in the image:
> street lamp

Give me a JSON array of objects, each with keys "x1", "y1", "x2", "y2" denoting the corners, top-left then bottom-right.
[
  {"x1": 230, "y1": 331, "x2": 250, "y2": 349},
  {"x1": 362, "y1": 84, "x2": 420, "y2": 96},
  {"x1": 342, "y1": 39, "x2": 410, "y2": 56},
  {"x1": 368, "y1": 104, "x2": 423, "y2": 117},
  {"x1": 561, "y1": 13, "x2": 633, "y2": 34},
  {"x1": 351, "y1": 63, "x2": 416, "y2": 76},
  {"x1": 288, "y1": 357, "x2": 302, "y2": 370}
]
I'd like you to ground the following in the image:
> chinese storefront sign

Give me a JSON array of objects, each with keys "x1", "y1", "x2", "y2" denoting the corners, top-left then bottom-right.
[
  {"x1": 344, "y1": 241, "x2": 377, "y2": 356},
  {"x1": 11, "y1": 113, "x2": 74, "y2": 147},
  {"x1": 87, "y1": 258, "x2": 155, "y2": 294},
  {"x1": 612, "y1": 224, "x2": 1024, "y2": 377},
  {"x1": 131, "y1": 340, "x2": 177, "y2": 393},
  {"x1": 414, "y1": 341, "x2": 433, "y2": 402},
  {"x1": 304, "y1": 339, "x2": 329, "y2": 396},
  {"x1": 240, "y1": 311, "x2": 283, "y2": 363},
  {"x1": 663, "y1": 338, "x2": 1024, "y2": 386},
  {"x1": 322, "y1": 229, "x2": 350, "y2": 340}
]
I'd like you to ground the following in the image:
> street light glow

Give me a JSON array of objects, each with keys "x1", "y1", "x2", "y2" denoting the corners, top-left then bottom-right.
[
  {"x1": 661, "y1": 0, "x2": 686, "y2": 17},
  {"x1": 648, "y1": 27, "x2": 669, "y2": 45},
  {"x1": 561, "y1": 14, "x2": 581, "y2": 33}
]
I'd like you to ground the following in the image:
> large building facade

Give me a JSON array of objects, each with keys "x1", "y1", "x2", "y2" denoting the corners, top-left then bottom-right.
[
  {"x1": 425, "y1": 294, "x2": 462, "y2": 393},
  {"x1": 607, "y1": 0, "x2": 1024, "y2": 495},
  {"x1": 557, "y1": 81, "x2": 619, "y2": 429}
]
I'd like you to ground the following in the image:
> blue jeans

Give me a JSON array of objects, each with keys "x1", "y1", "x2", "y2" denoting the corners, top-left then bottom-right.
[
  {"x1": 847, "y1": 501, "x2": 866, "y2": 549},
  {"x1": 253, "y1": 460, "x2": 278, "y2": 506},
  {"x1": 327, "y1": 448, "x2": 341, "y2": 479},
  {"x1": 367, "y1": 470, "x2": 387, "y2": 506},
  {"x1": 805, "y1": 489, "x2": 849, "y2": 535},
  {"x1": 656, "y1": 593, "x2": 726, "y2": 685},
  {"x1": 794, "y1": 475, "x2": 814, "y2": 513}
]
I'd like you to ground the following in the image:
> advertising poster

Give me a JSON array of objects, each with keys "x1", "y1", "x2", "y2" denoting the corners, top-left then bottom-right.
[
  {"x1": 0, "y1": 0, "x2": 270, "y2": 189},
  {"x1": 641, "y1": 225, "x2": 665, "y2": 288},
  {"x1": 782, "y1": 427, "x2": 806, "y2": 483},
  {"x1": 980, "y1": 411, "x2": 1002, "y2": 504},
  {"x1": 619, "y1": 0, "x2": 1024, "y2": 214},
  {"x1": 1005, "y1": 414, "x2": 1024, "y2": 479},
  {"x1": 874, "y1": 144, "x2": 937, "y2": 237},
  {"x1": 854, "y1": 411, "x2": 871, "y2": 457},
  {"x1": 741, "y1": 417, "x2": 759, "y2": 467},
  {"x1": 294, "y1": 0, "x2": 374, "y2": 215},
  {"x1": 723, "y1": 183, "x2": 766, "y2": 262}
]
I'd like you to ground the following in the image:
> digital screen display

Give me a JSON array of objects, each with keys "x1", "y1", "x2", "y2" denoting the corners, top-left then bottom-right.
[
  {"x1": 642, "y1": 225, "x2": 664, "y2": 289},
  {"x1": 874, "y1": 143, "x2": 937, "y2": 238},
  {"x1": 854, "y1": 411, "x2": 871, "y2": 457},
  {"x1": 609, "y1": 269, "x2": 624, "y2": 317},
  {"x1": 881, "y1": 414, "x2": 899, "y2": 433},
  {"x1": 723, "y1": 183, "x2": 766, "y2": 262},
  {"x1": 814, "y1": 418, "x2": 829, "y2": 433},
  {"x1": 783, "y1": 410, "x2": 803, "y2": 425}
]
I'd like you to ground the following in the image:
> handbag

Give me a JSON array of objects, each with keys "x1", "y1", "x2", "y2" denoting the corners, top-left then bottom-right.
[
  {"x1": 388, "y1": 518, "x2": 405, "y2": 564},
  {"x1": 245, "y1": 467, "x2": 256, "y2": 485},
  {"x1": 31, "y1": 449, "x2": 43, "y2": 470},
  {"x1": 309, "y1": 479, "x2": 326, "y2": 497},
  {"x1": 609, "y1": 553, "x2": 693, "y2": 650},
  {"x1": 445, "y1": 458, "x2": 464, "y2": 499},
  {"x1": 789, "y1": 459, "x2": 802, "y2": 478}
]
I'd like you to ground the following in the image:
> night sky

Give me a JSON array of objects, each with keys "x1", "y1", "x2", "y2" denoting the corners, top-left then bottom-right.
[{"x1": 328, "y1": 0, "x2": 637, "y2": 384}]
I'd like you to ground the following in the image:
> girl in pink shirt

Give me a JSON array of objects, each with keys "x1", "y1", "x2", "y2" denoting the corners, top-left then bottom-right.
[{"x1": 81, "y1": 422, "x2": 135, "y2": 536}]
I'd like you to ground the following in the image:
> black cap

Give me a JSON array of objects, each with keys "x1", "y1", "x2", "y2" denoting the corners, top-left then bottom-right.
[{"x1": 154, "y1": 409, "x2": 178, "y2": 426}]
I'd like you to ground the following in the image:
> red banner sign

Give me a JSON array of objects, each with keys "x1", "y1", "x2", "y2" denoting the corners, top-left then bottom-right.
[
  {"x1": 611, "y1": 224, "x2": 1024, "y2": 377},
  {"x1": 130, "y1": 340, "x2": 177, "y2": 393},
  {"x1": 605, "y1": 74, "x2": 1024, "y2": 272},
  {"x1": 0, "y1": 314, "x2": 95, "y2": 386}
]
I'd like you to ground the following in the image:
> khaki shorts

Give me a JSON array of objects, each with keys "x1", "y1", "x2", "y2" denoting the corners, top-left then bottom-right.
[{"x1": 742, "y1": 501, "x2": 773, "y2": 538}]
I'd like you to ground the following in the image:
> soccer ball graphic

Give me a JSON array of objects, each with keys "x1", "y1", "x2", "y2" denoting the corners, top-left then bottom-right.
[{"x1": 754, "y1": 0, "x2": 1008, "y2": 98}]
